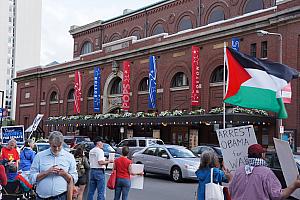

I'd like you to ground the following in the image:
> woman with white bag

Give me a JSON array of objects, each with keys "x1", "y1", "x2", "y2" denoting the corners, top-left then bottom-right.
[{"x1": 195, "y1": 151, "x2": 232, "y2": 200}]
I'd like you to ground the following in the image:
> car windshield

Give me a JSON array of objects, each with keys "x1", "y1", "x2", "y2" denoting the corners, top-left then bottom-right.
[
  {"x1": 64, "y1": 138, "x2": 73, "y2": 144},
  {"x1": 76, "y1": 137, "x2": 91, "y2": 143},
  {"x1": 167, "y1": 147, "x2": 196, "y2": 158},
  {"x1": 149, "y1": 140, "x2": 164, "y2": 145},
  {"x1": 103, "y1": 143, "x2": 115, "y2": 152},
  {"x1": 213, "y1": 147, "x2": 222, "y2": 156},
  {"x1": 37, "y1": 144, "x2": 50, "y2": 152}
]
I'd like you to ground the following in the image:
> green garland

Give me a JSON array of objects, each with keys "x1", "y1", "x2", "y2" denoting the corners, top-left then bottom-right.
[{"x1": 48, "y1": 107, "x2": 268, "y2": 121}]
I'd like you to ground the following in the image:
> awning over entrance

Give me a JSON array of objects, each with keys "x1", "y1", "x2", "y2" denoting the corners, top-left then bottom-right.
[{"x1": 45, "y1": 113, "x2": 275, "y2": 127}]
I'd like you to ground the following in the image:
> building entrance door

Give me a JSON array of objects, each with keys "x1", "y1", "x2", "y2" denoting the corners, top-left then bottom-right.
[{"x1": 171, "y1": 127, "x2": 188, "y2": 146}]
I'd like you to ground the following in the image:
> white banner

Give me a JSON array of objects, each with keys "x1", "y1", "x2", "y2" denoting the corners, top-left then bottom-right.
[
  {"x1": 274, "y1": 138, "x2": 300, "y2": 199},
  {"x1": 31, "y1": 114, "x2": 44, "y2": 131},
  {"x1": 216, "y1": 125, "x2": 257, "y2": 172}
]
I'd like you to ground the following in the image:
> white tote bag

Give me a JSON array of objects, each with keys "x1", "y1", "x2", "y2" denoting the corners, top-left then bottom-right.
[{"x1": 205, "y1": 168, "x2": 224, "y2": 200}]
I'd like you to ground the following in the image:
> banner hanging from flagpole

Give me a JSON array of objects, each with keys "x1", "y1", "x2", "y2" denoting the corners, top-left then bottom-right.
[
  {"x1": 191, "y1": 46, "x2": 200, "y2": 106},
  {"x1": 74, "y1": 70, "x2": 82, "y2": 114},
  {"x1": 94, "y1": 67, "x2": 101, "y2": 112},
  {"x1": 148, "y1": 56, "x2": 157, "y2": 109},
  {"x1": 122, "y1": 61, "x2": 131, "y2": 111}
]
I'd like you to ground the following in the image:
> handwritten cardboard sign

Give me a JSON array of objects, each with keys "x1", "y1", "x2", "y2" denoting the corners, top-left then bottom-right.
[
  {"x1": 274, "y1": 138, "x2": 300, "y2": 199},
  {"x1": 216, "y1": 125, "x2": 257, "y2": 172}
]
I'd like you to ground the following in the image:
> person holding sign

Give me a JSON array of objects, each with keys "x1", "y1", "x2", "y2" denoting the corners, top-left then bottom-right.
[
  {"x1": 195, "y1": 151, "x2": 232, "y2": 200},
  {"x1": 229, "y1": 144, "x2": 300, "y2": 200},
  {"x1": 113, "y1": 146, "x2": 143, "y2": 200}
]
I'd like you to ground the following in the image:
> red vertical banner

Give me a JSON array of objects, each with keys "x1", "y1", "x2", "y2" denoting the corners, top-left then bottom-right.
[
  {"x1": 191, "y1": 46, "x2": 200, "y2": 106},
  {"x1": 74, "y1": 70, "x2": 82, "y2": 114},
  {"x1": 122, "y1": 61, "x2": 130, "y2": 111},
  {"x1": 282, "y1": 82, "x2": 292, "y2": 104}
]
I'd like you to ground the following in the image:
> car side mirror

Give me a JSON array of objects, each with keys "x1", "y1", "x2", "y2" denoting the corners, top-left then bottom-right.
[{"x1": 161, "y1": 154, "x2": 169, "y2": 159}]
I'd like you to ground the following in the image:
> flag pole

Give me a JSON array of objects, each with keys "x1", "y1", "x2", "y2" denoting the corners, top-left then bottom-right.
[{"x1": 223, "y1": 42, "x2": 226, "y2": 129}]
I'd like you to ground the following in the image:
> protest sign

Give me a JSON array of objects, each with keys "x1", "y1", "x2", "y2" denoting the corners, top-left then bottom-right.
[
  {"x1": 216, "y1": 125, "x2": 257, "y2": 172},
  {"x1": 107, "y1": 153, "x2": 115, "y2": 169},
  {"x1": 274, "y1": 138, "x2": 300, "y2": 199},
  {"x1": 131, "y1": 164, "x2": 144, "y2": 189},
  {"x1": 32, "y1": 114, "x2": 44, "y2": 132},
  {"x1": 1, "y1": 125, "x2": 25, "y2": 144}
]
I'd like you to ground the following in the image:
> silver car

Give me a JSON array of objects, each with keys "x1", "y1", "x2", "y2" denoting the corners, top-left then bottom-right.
[{"x1": 132, "y1": 145, "x2": 200, "y2": 182}]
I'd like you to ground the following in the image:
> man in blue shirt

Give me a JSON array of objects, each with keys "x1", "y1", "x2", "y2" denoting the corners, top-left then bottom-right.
[{"x1": 30, "y1": 131, "x2": 78, "y2": 199}]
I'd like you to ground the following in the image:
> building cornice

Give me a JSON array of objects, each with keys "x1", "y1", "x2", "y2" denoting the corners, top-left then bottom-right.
[
  {"x1": 69, "y1": 0, "x2": 174, "y2": 36},
  {"x1": 15, "y1": 5, "x2": 300, "y2": 82}
]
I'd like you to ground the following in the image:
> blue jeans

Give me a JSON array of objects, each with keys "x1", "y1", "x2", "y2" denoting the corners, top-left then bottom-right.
[
  {"x1": 87, "y1": 169, "x2": 105, "y2": 200},
  {"x1": 114, "y1": 178, "x2": 131, "y2": 200}
]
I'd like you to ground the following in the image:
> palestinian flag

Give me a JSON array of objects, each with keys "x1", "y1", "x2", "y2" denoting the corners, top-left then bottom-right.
[{"x1": 224, "y1": 47, "x2": 299, "y2": 119}]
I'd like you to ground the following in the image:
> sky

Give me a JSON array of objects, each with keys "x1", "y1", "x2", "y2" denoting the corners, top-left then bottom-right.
[{"x1": 41, "y1": 0, "x2": 161, "y2": 66}]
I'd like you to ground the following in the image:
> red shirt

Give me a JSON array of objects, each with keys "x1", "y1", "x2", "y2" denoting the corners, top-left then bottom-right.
[
  {"x1": 0, "y1": 165, "x2": 7, "y2": 186},
  {"x1": 1, "y1": 147, "x2": 20, "y2": 161},
  {"x1": 114, "y1": 157, "x2": 132, "y2": 179}
]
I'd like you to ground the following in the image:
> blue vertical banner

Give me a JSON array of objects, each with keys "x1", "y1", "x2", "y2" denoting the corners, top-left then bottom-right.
[
  {"x1": 232, "y1": 37, "x2": 240, "y2": 51},
  {"x1": 94, "y1": 67, "x2": 101, "y2": 112},
  {"x1": 148, "y1": 56, "x2": 157, "y2": 109}
]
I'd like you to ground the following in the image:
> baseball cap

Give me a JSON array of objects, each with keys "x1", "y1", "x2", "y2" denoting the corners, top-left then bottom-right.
[{"x1": 248, "y1": 144, "x2": 266, "y2": 155}]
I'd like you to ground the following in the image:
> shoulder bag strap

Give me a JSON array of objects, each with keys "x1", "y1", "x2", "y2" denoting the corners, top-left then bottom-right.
[{"x1": 210, "y1": 168, "x2": 214, "y2": 183}]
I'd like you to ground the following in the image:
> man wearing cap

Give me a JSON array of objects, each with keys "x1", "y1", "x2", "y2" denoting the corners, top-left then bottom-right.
[
  {"x1": 230, "y1": 144, "x2": 300, "y2": 200},
  {"x1": 87, "y1": 137, "x2": 113, "y2": 200}
]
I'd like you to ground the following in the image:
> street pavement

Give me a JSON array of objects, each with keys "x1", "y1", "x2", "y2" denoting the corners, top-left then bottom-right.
[{"x1": 84, "y1": 170, "x2": 198, "y2": 200}]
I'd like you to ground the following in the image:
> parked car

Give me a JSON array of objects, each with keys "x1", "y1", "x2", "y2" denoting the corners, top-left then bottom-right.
[
  {"x1": 132, "y1": 145, "x2": 199, "y2": 182},
  {"x1": 33, "y1": 142, "x2": 71, "y2": 153},
  {"x1": 115, "y1": 137, "x2": 164, "y2": 159},
  {"x1": 72, "y1": 141, "x2": 120, "y2": 159},
  {"x1": 191, "y1": 145, "x2": 223, "y2": 164},
  {"x1": 265, "y1": 151, "x2": 300, "y2": 189},
  {"x1": 63, "y1": 136, "x2": 91, "y2": 148}
]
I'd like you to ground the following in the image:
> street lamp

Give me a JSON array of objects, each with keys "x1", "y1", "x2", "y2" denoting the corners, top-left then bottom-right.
[
  {"x1": 257, "y1": 30, "x2": 283, "y2": 138},
  {"x1": 256, "y1": 30, "x2": 282, "y2": 63}
]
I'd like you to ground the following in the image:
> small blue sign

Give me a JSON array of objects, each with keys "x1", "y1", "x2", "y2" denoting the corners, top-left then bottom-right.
[
  {"x1": 232, "y1": 37, "x2": 240, "y2": 51},
  {"x1": 94, "y1": 67, "x2": 101, "y2": 112},
  {"x1": 1, "y1": 125, "x2": 25, "y2": 144}
]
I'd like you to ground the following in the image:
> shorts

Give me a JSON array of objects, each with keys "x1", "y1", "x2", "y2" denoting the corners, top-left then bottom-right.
[{"x1": 76, "y1": 175, "x2": 87, "y2": 186}]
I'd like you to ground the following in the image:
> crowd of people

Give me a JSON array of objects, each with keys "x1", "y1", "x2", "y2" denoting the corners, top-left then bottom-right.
[
  {"x1": 1, "y1": 132, "x2": 300, "y2": 200},
  {"x1": 195, "y1": 144, "x2": 300, "y2": 200}
]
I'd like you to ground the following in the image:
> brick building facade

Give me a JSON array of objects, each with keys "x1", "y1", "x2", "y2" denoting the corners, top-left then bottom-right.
[{"x1": 15, "y1": 0, "x2": 300, "y2": 148}]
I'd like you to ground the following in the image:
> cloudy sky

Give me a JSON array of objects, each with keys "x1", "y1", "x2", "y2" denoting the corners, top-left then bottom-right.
[{"x1": 41, "y1": 0, "x2": 161, "y2": 66}]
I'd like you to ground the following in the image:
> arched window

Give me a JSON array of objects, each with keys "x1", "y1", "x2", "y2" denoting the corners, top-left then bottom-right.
[
  {"x1": 208, "y1": 7, "x2": 225, "y2": 24},
  {"x1": 88, "y1": 86, "x2": 94, "y2": 97},
  {"x1": 139, "y1": 77, "x2": 149, "y2": 91},
  {"x1": 50, "y1": 91, "x2": 58, "y2": 102},
  {"x1": 178, "y1": 16, "x2": 193, "y2": 32},
  {"x1": 171, "y1": 72, "x2": 189, "y2": 87},
  {"x1": 210, "y1": 66, "x2": 227, "y2": 83},
  {"x1": 152, "y1": 24, "x2": 165, "y2": 36},
  {"x1": 110, "y1": 34, "x2": 121, "y2": 42},
  {"x1": 67, "y1": 89, "x2": 75, "y2": 100},
  {"x1": 110, "y1": 77, "x2": 122, "y2": 95},
  {"x1": 131, "y1": 30, "x2": 141, "y2": 39},
  {"x1": 80, "y1": 42, "x2": 92, "y2": 55},
  {"x1": 244, "y1": 0, "x2": 263, "y2": 14}
]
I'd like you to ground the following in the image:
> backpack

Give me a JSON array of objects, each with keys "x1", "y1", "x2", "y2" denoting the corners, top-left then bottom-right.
[{"x1": 75, "y1": 157, "x2": 85, "y2": 177}]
